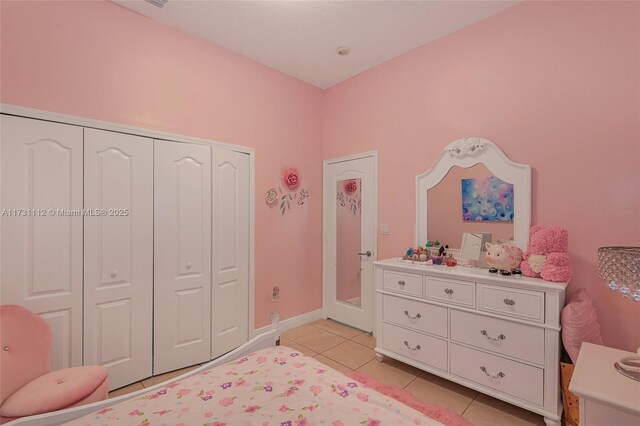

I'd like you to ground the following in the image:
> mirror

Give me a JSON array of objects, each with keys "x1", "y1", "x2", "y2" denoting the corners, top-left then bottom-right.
[
  {"x1": 336, "y1": 178, "x2": 362, "y2": 307},
  {"x1": 427, "y1": 163, "x2": 515, "y2": 249},
  {"x1": 416, "y1": 138, "x2": 531, "y2": 251}
]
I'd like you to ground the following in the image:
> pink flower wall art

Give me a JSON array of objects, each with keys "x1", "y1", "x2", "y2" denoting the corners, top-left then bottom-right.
[
  {"x1": 266, "y1": 167, "x2": 310, "y2": 215},
  {"x1": 337, "y1": 178, "x2": 361, "y2": 215},
  {"x1": 282, "y1": 168, "x2": 301, "y2": 190}
]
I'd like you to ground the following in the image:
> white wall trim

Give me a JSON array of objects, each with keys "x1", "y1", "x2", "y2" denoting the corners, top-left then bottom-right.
[
  {"x1": 248, "y1": 149, "x2": 256, "y2": 336},
  {"x1": 324, "y1": 150, "x2": 378, "y2": 166},
  {"x1": 1, "y1": 103, "x2": 256, "y2": 348},
  {"x1": 251, "y1": 309, "x2": 322, "y2": 338}
]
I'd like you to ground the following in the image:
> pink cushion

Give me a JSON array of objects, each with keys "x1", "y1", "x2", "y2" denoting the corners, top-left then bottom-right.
[
  {"x1": 0, "y1": 366, "x2": 108, "y2": 417},
  {"x1": 561, "y1": 289, "x2": 604, "y2": 364},
  {"x1": 0, "y1": 305, "x2": 52, "y2": 404}
]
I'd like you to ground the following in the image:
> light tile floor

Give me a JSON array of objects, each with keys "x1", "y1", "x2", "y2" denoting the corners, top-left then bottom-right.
[{"x1": 109, "y1": 319, "x2": 545, "y2": 426}]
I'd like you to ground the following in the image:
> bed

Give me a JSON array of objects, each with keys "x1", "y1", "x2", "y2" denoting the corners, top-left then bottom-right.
[{"x1": 8, "y1": 328, "x2": 444, "y2": 426}]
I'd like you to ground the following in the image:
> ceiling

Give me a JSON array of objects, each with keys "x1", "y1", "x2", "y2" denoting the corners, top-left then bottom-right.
[{"x1": 116, "y1": 1, "x2": 518, "y2": 89}]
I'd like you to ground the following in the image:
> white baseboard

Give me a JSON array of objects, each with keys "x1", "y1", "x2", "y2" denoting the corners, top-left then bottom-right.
[{"x1": 251, "y1": 309, "x2": 323, "y2": 338}]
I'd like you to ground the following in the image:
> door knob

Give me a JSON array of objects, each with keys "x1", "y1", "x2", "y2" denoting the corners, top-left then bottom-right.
[{"x1": 358, "y1": 251, "x2": 372, "y2": 257}]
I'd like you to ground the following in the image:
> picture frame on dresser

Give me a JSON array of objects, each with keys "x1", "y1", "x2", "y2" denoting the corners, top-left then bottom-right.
[{"x1": 374, "y1": 137, "x2": 567, "y2": 426}]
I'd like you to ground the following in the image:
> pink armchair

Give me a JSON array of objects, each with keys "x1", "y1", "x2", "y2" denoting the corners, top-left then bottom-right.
[{"x1": 0, "y1": 305, "x2": 109, "y2": 423}]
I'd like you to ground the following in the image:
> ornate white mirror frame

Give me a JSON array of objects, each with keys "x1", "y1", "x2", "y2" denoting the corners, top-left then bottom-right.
[{"x1": 416, "y1": 137, "x2": 532, "y2": 250}]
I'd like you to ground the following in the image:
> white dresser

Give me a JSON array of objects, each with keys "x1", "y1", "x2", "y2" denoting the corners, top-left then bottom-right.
[{"x1": 374, "y1": 258, "x2": 567, "y2": 426}]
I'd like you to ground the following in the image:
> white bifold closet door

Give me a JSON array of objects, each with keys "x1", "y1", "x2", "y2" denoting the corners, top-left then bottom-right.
[
  {"x1": 211, "y1": 148, "x2": 250, "y2": 358},
  {"x1": 0, "y1": 115, "x2": 84, "y2": 370},
  {"x1": 83, "y1": 128, "x2": 153, "y2": 390},
  {"x1": 154, "y1": 140, "x2": 212, "y2": 374}
]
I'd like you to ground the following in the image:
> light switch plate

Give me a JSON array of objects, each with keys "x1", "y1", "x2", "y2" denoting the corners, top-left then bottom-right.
[{"x1": 379, "y1": 224, "x2": 390, "y2": 235}]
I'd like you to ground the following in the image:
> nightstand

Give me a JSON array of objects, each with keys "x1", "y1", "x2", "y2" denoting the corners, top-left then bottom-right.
[{"x1": 569, "y1": 342, "x2": 640, "y2": 426}]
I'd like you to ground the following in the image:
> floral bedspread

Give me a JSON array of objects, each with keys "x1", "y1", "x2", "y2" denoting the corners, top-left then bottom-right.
[{"x1": 67, "y1": 346, "x2": 442, "y2": 426}]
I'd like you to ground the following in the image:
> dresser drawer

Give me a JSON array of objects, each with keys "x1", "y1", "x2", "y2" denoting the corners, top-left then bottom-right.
[
  {"x1": 425, "y1": 277, "x2": 475, "y2": 308},
  {"x1": 450, "y1": 310, "x2": 545, "y2": 364},
  {"x1": 450, "y1": 343, "x2": 544, "y2": 405},
  {"x1": 383, "y1": 294, "x2": 448, "y2": 338},
  {"x1": 382, "y1": 322, "x2": 447, "y2": 371},
  {"x1": 477, "y1": 284, "x2": 545, "y2": 323},
  {"x1": 383, "y1": 270, "x2": 423, "y2": 298}
]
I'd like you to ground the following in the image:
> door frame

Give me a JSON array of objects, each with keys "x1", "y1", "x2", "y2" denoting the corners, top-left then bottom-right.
[
  {"x1": 0, "y1": 103, "x2": 256, "y2": 341},
  {"x1": 322, "y1": 151, "x2": 378, "y2": 326}
]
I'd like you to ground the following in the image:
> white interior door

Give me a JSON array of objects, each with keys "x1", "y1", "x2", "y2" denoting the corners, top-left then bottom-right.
[
  {"x1": 83, "y1": 128, "x2": 153, "y2": 390},
  {"x1": 154, "y1": 140, "x2": 212, "y2": 374},
  {"x1": 0, "y1": 115, "x2": 83, "y2": 370},
  {"x1": 324, "y1": 153, "x2": 376, "y2": 332},
  {"x1": 211, "y1": 148, "x2": 250, "y2": 358}
]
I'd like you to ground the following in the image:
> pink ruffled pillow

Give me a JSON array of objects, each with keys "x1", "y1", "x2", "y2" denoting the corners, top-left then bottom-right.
[{"x1": 561, "y1": 289, "x2": 604, "y2": 363}]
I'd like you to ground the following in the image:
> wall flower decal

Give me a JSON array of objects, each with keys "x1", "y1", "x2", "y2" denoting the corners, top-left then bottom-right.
[
  {"x1": 297, "y1": 188, "x2": 309, "y2": 205},
  {"x1": 282, "y1": 168, "x2": 301, "y2": 190},
  {"x1": 265, "y1": 188, "x2": 279, "y2": 204},
  {"x1": 268, "y1": 167, "x2": 310, "y2": 215},
  {"x1": 337, "y1": 178, "x2": 361, "y2": 215},
  {"x1": 344, "y1": 179, "x2": 358, "y2": 194}
]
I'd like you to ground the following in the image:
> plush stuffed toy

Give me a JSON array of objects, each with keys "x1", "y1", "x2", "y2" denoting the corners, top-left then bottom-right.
[
  {"x1": 485, "y1": 241, "x2": 523, "y2": 275},
  {"x1": 520, "y1": 225, "x2": 573, "y2": 282}
]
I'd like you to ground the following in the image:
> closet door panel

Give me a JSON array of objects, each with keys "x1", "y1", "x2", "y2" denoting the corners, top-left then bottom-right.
[
  {"x1": 0, "y1": 115, "x2": 83, "y2": 370},
  {"x1": 83, "y1": 128, "x2": 153, "y2": 390},
  {"x1": 41, "y1": 309, "x2": 74, "y2": 371},
  {"x1": 154, "y1": 140, "x2": 211, "y2": 374},
  {"x1": 211, "y1": 148, "x2": 250, "y2": 358}
]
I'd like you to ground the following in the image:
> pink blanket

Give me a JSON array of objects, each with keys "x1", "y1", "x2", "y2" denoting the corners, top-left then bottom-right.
[{"x1": 66, "y1": 346, "x2": 443, "y2": 426}]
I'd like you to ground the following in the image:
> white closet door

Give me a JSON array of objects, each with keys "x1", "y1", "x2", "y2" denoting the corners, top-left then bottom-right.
[
  {"x1": 0, "y1": 115, "x2": 83, "y2": 370},
  {"x1": 83, "y1": 128, "x2": 153, "y2": 390},
  {"x1": 211, "y1": 148, "x2": 250, "y2": 358},
  {"x1": 154, "y1": 140, "x2": 212, "y2": 374}
]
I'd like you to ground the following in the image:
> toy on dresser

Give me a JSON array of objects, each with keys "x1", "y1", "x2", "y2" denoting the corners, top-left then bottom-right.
[
  {"x1": 403, "y1": 246, "x2": 429, "y2": 262},
  {"x1": 520, "y1": 225, "x2": 573, "y2": 282},
  {"x1": 403, "y1": 242, "x2": 450, "y2": 264},
  {"x1": 485, "y1": 240, "x2": 523, "y2": 276}
]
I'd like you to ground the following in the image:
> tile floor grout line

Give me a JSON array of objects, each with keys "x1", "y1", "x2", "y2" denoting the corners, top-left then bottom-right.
[
  {"x1": 290, "y1": 329, "x2": 342, "y2": 342},
  {"x1": 286, "y1": 328, "x2": 323, "y2": 341},
  {"x1": 460, "y1": 399, "x2": 474, "y2": 417},
  {"x1": 319, "y1": 353, "x2": 375, "y2": 372},
  {"x1": 403, "y1": 375, "x2": 419, "y2": 389},
  {"x1": 283, "y1": 339, "x2": 318, "y2": 355}
]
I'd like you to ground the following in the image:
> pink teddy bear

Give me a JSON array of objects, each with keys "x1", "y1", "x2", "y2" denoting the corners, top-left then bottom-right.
[{"x1": 520, "y1": 225, "x2": 573, "y2": 282}]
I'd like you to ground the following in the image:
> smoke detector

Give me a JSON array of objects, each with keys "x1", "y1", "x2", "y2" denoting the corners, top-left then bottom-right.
[
  {"x1": 336, "y1": 47, "x2": 351, "y2": 56},
  {"x1": 145, "y1": 0, "x2": 168, "y2": 8}
]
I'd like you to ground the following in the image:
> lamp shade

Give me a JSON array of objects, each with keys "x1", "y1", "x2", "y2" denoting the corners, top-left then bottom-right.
[{"x1": 597, "y1": 247, "x2": 640, "y2": 301}]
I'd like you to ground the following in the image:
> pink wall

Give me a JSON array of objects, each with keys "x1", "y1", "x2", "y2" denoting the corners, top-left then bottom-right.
[
  {"x1": 2, "y1": 1, "x2": 639, "y2": 351},
  {"x1": 428, "y1": 163, "x2": 513, "y2": 247},
  {"x1": 322, "y1": 1, "x2": 640, "y2": 351},
  {"x1": 0, "y1": 0, "x2": 323, "y2": 329}
]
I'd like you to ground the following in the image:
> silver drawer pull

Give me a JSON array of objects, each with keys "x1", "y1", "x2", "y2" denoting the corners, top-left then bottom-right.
[
  {"x1": 503, "y1": 298, "x2": 516, "y2": 306},
  {"x1": 403, "y1": 310, "x2": 422, "y2": 320},
  {"x1": 444, "y1": 288, "x2": 454, "y2": 295},
  {"x1": 404, "y1": 341, "x2": 421, "y2": 351},
  {"x1": 480, "y1": 366, "x2": 505, "y2": 379},
  {"x1": 481, "y1": 330, "x2": 506, "y2": 343},
  {"x1": 398, "y1": 280, "x2": 406, "y2": 287}
]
